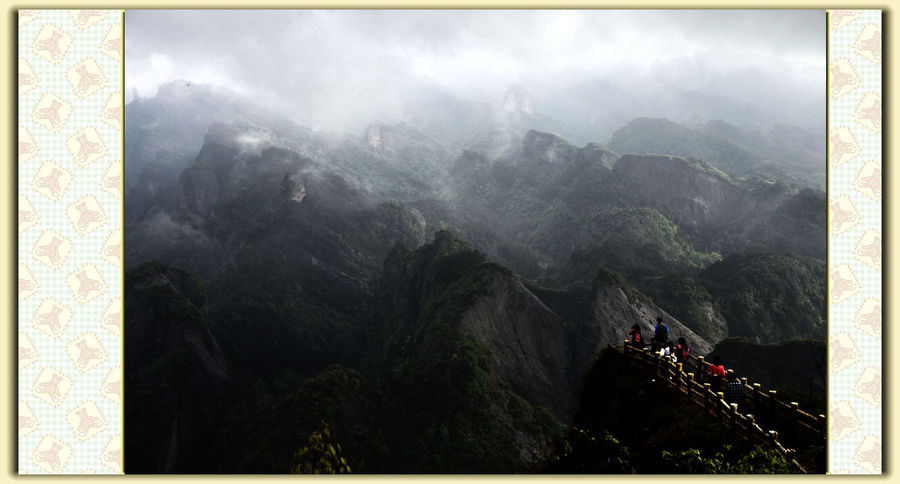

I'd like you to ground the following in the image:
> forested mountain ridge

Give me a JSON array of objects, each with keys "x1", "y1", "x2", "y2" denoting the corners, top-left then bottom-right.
[{"x1": 609, "y1": 117, "x2": 825, "y2": 190}]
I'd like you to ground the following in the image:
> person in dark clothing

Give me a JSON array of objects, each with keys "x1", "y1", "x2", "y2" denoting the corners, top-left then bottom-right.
[
  {"x1": 628, "y1": 324, "x2": 644, "y2": 349},
  {"x1": 651, "y1": 317, "x2": 669, "y2": 351},
  {"x1": 707, "y1": 356, "x2": 726, "y2": 393},
  {"x1": 725, "y1": 374, "x2": 746, "y2": 409}
]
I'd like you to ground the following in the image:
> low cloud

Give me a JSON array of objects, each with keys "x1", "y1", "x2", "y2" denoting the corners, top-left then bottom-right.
[{"x1": 126, "y1": 10, "x2": 825, "y2": 131}]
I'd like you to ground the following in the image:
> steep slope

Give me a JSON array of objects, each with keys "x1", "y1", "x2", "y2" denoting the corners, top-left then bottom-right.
[
  {"x1": 128, "y1": 123, "x2": 428, "y2": 279},
  {"x1": 698, "y1": 253, "x2": 826, "y2": 344},
  {"x1": 369, "y1": 232, "x2": 559, "y2": 471},
  {"x1": 586, "y1": 270, "x2": 712, "y2": 356},
  {"x1": 640, "y1": 274, "x2": 729, "y2": 344},
  {"x1": 370, "y1": 232, "x2": 713, "y2": 470},
  {"x1": 124, "y1": 262, "x2": 231, "y2": 473},
  {"x1": 458, "y1": 273, "x2": 572, "y2": 416},
  {"x1": 125, "y1": 81, "x2": 311, "y2": 220}
]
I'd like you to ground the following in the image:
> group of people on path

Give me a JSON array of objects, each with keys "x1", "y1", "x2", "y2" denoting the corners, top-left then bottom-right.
[
  {"x1": 628, "y1": 317, "x2": 746, "y2": 409},
  {"x1": 628, "y1": 317, "x2": 690, "y2": 364}
]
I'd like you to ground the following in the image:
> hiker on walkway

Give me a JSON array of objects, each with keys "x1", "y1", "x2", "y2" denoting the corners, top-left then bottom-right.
[
  {"x1": 661, "y1": 343, "x2": 677, "y2": 364},
  {"x1": 674, "y1": 337, "x2": 690, "y2": 364},
  {"x1": 707, "y1": 356, "x2": 726, "y2": 393},
  {"x1": 651, "y1": 317, "x2": 669, "y2": 351},
  {"x1": 658, "y1": 342, "x2": 671, "y2": 358},
  {"x1": 628, "y1": 324, "x2": 644, "y2": 349},
  {"x1": 725, "y1": 373, "x2": 746, "y2": 409}
]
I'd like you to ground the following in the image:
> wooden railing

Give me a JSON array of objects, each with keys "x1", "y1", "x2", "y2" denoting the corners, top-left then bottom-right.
[{"x1": 618, "y1": 342, "x2": 826, "y2": 473}]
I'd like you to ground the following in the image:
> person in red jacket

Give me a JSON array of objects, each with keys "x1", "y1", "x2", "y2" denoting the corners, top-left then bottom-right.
[
  {"x1": 628, "y1": 324, "x2": 645, "y2": 349},
  {"x1": 707, "y1": 355, "x2": 726, "y2": 393}
]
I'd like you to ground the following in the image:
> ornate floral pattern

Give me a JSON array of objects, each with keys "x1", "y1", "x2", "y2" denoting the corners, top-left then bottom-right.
[
  {"x1": 827, "y1": 9, "x2": 882, "y2": 475},
  {"x1": 18, "y1": 10, "x2": 122, "y2": 474}
]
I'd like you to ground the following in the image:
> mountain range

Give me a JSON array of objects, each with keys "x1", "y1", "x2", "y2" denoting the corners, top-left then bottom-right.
[{"x1": 124, "y1": 80, "x2": 826, "y2": 473}]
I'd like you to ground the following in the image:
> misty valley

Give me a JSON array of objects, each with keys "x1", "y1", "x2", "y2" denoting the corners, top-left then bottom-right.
[{"x1": 124, "y1": 78, "x2": 826, "y2": 473}]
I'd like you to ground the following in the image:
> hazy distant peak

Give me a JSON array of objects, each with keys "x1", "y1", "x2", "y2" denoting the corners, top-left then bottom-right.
[
  {"x1": 522, "y1": 129, "x2": 569, "y2": 150},
  {"x1": 156, "y1": 79, "x2": 200, "y2": 96},
  {"x1": 501, "y1": 84, "x2": 533, "y2": 114},
  {"x1": 153, "y1": 79, "x2": 241, "y2": 103},
  {"x1": 620, "y1": 117, "x2": 685, "y2": 131},
  {"x1": 520, "y1": 129, "x2": 578, "y2": 164}
]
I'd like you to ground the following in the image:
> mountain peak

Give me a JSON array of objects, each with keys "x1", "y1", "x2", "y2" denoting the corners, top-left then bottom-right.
[
  {"x1": 501, "y1": 84, "x2": 533, "y2": 114},
  {"x1": 521, "y1": 129, "x2": 575, "y2": 163},
  {"x1": 154, "y1": 80, "x2": 240, "y2": 103}
]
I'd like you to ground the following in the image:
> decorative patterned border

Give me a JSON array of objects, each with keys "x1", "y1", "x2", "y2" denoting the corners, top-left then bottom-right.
[
  {"x1": 827, "y1": 9, "x2": 882, "y2": 475},
  {"x1": 15, "y1": 8, "x2": 882, "y2": 475},
  {"x1": 17, "y1": 9, "x2": 123, "y2": 475}
]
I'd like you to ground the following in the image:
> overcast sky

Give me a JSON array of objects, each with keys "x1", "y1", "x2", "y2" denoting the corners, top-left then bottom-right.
[{"x1": 125, "y1": 10, "x2": 825, "y2": 127}]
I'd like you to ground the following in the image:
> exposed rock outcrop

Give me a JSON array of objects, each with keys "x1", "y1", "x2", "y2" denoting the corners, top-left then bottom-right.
[
  {"x1": 502, "y1": 85, "x2": 534, "y2": 115},
  {"x1": 363, "y1": 123, "x2": 449, "y2": 165},
  {"x1": 586, "y1": 275, "x2": 712, "y2": 356},
  {"x1": 520, "y1": 129, "x2": 617, "y2": 168},
  {"x1": 614, "y1": 154, "x2": 740, "y2": 232},
  {"x1": 459, "y1": 274, "x2": 573, "y2": 417}
]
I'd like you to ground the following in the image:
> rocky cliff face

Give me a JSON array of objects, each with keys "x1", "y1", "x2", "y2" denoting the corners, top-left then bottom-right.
[
  {"x1": 175, "y1": 125, "x2": 315, "y2": 223},
  {"x1": 613, "y1": 154, "x2": 739, "y2": 232},
  {"x1": 364, "y1": 123, "x2": 450, "y2": 167},
  {"x1": 519, "y1": 129, "x2": 617, "y2": 169},
  {"x1": 176, "y1": 141, "x2": 235, "y2": 221},
  {"x1": 612, "y1": 153, "x2": 823, "y2": 257},
  {"x1": 125, "y1": 82, "x2": 276, "y2": 218},
  {"x1": 459, "y1": 274, "x2": 573, "y2": 417},
  {"x1": 587, "y1": 276, "x2": 713, "y2": 356},
  {"x1": 124, "y1": 262, "x2": 230, "y2": 382}
]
